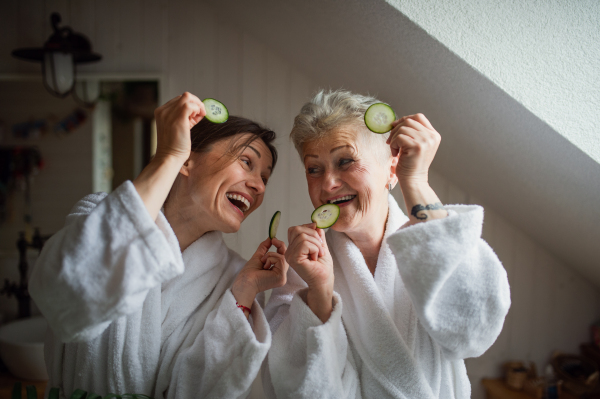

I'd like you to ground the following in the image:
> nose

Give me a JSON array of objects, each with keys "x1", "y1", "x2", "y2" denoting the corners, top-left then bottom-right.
[
  {"x1": 322, "y1": 169, "x2": 342, "y2": 192},
  {"x1": 246, "y1": 172, "x2": 266, "y2": 195}
]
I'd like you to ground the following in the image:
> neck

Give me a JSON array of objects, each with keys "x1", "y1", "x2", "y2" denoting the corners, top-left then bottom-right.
[
  {"x1": 164, "y1": 197, "x2": 210, "y2": 252},
  {"x1": 344, "y1": 197, "x2": 389, "y2": 275}
]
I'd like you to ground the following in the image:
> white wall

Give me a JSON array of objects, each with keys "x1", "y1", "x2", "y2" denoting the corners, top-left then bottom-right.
[
  {"x1": 1, "y1": 1, "x2": 599, "y2": 398},
  {"x1": 385, "y1": 0, "x2": 600, "y2": 165}
]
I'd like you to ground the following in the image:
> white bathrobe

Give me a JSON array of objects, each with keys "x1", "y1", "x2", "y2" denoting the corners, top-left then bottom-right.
[
  {"x1": 29, "y1": 181, "x2": 271, "y2": 399},
  {"x1": 263, "y1": 194, "x2": 511, "y2": 398}
]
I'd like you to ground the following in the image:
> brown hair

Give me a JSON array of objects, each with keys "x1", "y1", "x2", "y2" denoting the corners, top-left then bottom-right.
[{"x1": 190, "y1": 115, "x2": 278, "y2": 169}]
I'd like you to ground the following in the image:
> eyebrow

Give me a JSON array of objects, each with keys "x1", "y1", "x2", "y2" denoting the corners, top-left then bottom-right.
[
  {"x1": 303, "y1": 145, "x2": 354, "y2": 161},
  {"x1": 248, "y1": 145, "x2": 261, "y2": 158},
  {"x1": 248, "y1": 144, "x2": 273, "y2": 171}
]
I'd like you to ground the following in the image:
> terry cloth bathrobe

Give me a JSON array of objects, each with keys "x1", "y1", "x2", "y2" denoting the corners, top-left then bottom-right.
[
  {"x1": 262, "y1": 194, "x2": 511, "y2": 399},
  {"x1": 29, "y1": 181, "x2": 270, "y2": 399}
]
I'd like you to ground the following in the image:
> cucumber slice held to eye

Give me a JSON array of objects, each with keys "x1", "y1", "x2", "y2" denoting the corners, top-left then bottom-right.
[
  {"x1": 364, "y1": 102, "x2": 396, "y2": 133},
  {"x1": 202, "y1": 98, "x2": 229, "y2": 124},
  {"x1": 269, "y1": 210, "x2": 281, "y2": 239},
  {"x1": 311, "y1": 204, "x2": 340, "y2": 229}
]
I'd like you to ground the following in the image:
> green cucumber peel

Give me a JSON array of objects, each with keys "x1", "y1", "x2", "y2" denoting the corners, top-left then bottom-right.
[
  {"x1": 364, "y1": 102, "x2": 396, "y2": 134},
  {"x1": 311, "y1": 204, "x2": 340, "y2": 229},
  {"x1": 269, "y1": 211, "x2": 281, "y2": 239},
  {"x1": 202, "y1": 98, "x2": 229, "y2": 124}
]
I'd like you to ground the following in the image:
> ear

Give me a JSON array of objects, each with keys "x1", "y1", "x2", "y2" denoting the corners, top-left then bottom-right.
[
  {"x1": 179, "y1": 158, "x2": 192, "y2": 177},
  {"x1": 388, "y1": 155, "x2": 399, "y2": 189}
]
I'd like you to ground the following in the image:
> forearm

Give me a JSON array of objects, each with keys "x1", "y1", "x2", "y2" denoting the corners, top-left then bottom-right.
[
  {"x1": 400, "y1": 180, "x2": 448, "y2": 226},
  {"x1": 133, "y1": 155, "x2": 185, "y2": 221}
]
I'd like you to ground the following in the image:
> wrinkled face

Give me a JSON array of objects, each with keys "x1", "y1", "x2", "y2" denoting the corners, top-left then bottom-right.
[
  {"x1": 303, "y1": 125, "x2": 393, "y2": 235},
  {"x1": 183, "y1": 133, "x2": 273, "y2": 234}
]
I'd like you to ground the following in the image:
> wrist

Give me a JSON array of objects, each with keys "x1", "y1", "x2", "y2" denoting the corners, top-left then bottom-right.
[
  {"x1": 231, "y1": 282, "x2": 257, "y2": 309},
  {"x1": 151, "y1": 153, "x2": 187, "y2": 170},
  {"x1": 398, "y1": 178, "x2": 430, "y2": 191}
]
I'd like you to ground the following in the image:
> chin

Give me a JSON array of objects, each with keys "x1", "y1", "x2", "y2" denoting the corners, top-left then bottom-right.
[{"x1": 217, "y1": 216, "x2": 242, "y2": 234}]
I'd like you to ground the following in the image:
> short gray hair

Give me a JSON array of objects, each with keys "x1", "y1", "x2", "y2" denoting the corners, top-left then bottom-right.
[{"x1": 290, "y1": 89, "x2": 392, "y2": 161}]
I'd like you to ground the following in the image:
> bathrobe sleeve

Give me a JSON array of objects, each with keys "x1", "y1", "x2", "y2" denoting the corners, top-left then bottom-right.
[
  {"x1": 166, "y1": 289, "x2": 271, "y2": 399},
  {"x1": 262, "y1": 269, "x2": 360, "y2": 399},
  {"x1": 386, "y1": 205, "x2": 511, "y2": 360},
  {"x1": 29, "y1": 181, "x2": 184, "y2": 343}
]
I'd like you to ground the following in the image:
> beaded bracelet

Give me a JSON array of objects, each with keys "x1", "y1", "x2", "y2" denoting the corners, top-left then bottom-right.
[{"x1": 236, "y1": 301, "x2": 251, "y2": 315}]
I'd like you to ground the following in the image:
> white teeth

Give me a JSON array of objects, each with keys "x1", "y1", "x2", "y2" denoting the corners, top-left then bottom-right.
[
  {"x1": 226, "y1": 193, "x2": 250, "y2": 212},
  {"x1": 328, "y1": 195, "x2": 356, "y2": 204}
]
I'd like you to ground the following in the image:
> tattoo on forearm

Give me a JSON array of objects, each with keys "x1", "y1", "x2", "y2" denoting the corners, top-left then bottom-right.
[{"x1": 411, "y1": 202, "x2": 445, "y2": 220}]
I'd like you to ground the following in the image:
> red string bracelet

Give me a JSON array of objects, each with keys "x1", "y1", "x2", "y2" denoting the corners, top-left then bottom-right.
[{"x1": 236, "y1": 301, "x2": 251, "y2": 315}]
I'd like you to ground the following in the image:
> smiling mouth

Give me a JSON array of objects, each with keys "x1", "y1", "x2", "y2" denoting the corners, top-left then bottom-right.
[
  {"x1": 226, "y1": 193, "x2": 250, "y2": 213},
  {"x1": 328, "y1": 195, "x2": 356, "y2": 205}
]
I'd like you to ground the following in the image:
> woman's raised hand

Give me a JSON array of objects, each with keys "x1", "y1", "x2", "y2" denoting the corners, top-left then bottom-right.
[
  {"x1": 386, "y1": 113, "x2": 441, "y2": 184},
  {"x1": 154, "y1": 92, "x2": 206, "y2": 164},
  {"x1": 232, "y1": 238, "x2": 289, "y2": 317},
  {"x1": 386, "y1": 113, "x2": 448, "y2": 224},
  {"x1": 133, "y1": 93, "x2": 206, "y2": 221},
  {"x1": 286, "y1": 223, "x2": 334, "y2": 322}
]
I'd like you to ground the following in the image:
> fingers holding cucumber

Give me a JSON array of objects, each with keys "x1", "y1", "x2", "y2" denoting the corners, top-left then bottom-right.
[{"x1": 154, "y1": 92, "x2": 206, "y2": 161}]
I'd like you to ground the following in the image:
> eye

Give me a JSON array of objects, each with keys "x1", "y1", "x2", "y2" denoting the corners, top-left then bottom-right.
[
  {"x1": 338, "y1": 158, "x2": 354, "y2": 167},
  {"x1": 240, "y1": 157, "x2": 251, "y2": 167},
  {"x1": 262, "y1": 177, "x2": 268, "y2": 185},
  {"x1": 307, "y1": 167, "x2": 319, "y2": 175}
]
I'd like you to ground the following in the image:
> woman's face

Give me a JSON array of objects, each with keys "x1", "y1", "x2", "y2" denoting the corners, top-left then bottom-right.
[
  {"x1": 180, "y1": 133, "x2": 273, "y2": 234},
  {"x1": 303, "y1": 125, "x2": 395, "y2": 235}
]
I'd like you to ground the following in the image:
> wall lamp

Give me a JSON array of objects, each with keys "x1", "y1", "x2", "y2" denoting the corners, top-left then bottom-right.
[{"x1": 11, "y1": 12, "x2": 102, "y2": 101}]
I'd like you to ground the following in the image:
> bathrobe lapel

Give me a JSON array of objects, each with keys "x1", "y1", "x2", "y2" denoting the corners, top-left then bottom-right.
[
  {"x1": 330, "y1": 194, "x2": 436, "y2": 398},
  {"x1": 154, "y1": 229, "x2": 245, "y2": 397}
]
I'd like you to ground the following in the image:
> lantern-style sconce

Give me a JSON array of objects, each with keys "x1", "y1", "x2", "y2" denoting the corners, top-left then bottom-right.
[{"x1": 11, "y1": 12, "x2": 102, "y2": 99}]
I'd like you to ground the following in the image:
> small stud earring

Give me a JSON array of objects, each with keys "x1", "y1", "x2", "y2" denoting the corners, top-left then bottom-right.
[{"x1": 388, "y1": 183, "x2": 392, "y2": 191}]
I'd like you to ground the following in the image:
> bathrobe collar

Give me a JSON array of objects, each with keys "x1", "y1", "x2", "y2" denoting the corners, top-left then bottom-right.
[{"x1": 328, "y1": 194, "x2": 436, "y2": 398}]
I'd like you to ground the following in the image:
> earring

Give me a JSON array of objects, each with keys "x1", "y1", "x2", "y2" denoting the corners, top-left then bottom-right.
[{"x1": 388, "y1": 183, "x2": 392, "y2": 191}]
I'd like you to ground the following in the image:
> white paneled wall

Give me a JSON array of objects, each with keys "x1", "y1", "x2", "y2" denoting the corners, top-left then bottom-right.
[{"x1": 1, "y1": 1, "x2": 599, "y2": 398}]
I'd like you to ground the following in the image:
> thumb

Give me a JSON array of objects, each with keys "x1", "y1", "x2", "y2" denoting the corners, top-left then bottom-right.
[{"x1": 253, "y1": 237, "x2": 272, "y2": 259}]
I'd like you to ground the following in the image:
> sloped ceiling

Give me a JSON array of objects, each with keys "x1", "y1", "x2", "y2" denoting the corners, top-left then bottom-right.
[{"x1": 205, "y1": 0, "x2": 600, "y2": 287}]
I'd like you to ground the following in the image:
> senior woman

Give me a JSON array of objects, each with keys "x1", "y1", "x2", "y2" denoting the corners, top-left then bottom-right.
[
  {"x1": 30, "y1": 93, "x2": 288, "y2": 399},
  {"x1": 262, "y1": 89, "x2": 511, "y2": 398}
]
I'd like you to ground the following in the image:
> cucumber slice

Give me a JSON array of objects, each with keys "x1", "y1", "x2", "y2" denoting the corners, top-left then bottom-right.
[
  {"x1": 364, "y1": 102, "x2": 396, "y2": 133},
  {"x1": 311, "y1": 204, "x2": 340, "y2": 229},
  {"x1": 203, "y1": 98, "x2": 229, "y2": 124},
  {"x1": 269, "y1": 211, "x2": 281, "y2": 239}
]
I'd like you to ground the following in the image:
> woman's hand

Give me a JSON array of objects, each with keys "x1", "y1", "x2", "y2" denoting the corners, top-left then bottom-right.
[
  {"x1": 286, "y1": 223, "x2": 334, "y2": 322},
  {"x1": 232, "y1": 238, "x2": 289, "y2": 317},
  {"x1": 153, "y1": 92, "x2": 206, "y2": 164},
  {"x1": 133, "y1": 93, "x2": 206, "y2": 221},
  {"x1": 386, "y1": 113, "x2": 447, "y2": 224},
  {"x1": 386, "y1": 113, "x2": 441, "y2": 185}
]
